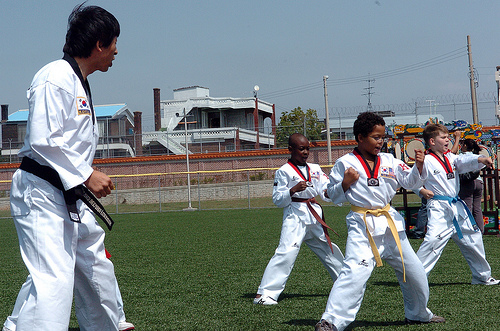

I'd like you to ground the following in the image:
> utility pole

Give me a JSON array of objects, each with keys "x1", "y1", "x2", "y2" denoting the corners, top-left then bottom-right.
[
  {"x1": 495, "y1": 66, "x2": 500, "y2": 122},
  {"x1": 414, "y1": 102, "x2": 418, "y2": 125},
  {"x1": 467, "y1": 35, "x2": 479, "y2": 124},
  {"x1": 363, "y1": 74, "x2": 375, "y2": 112},
  {"x1": 323, "y1": 75, "x2": 332, "y2": 165}
]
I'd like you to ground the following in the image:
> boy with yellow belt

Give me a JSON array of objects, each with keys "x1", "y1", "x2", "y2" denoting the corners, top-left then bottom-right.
[{"x1": 315, "y1": 112, "x2": 444, "y2": 331}]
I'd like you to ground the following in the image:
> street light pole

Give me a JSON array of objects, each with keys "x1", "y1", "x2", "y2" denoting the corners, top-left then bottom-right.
[
  {"x1": 267, "y1": 121, "x2": 271, "y2": 150},
  {"x1": 183, "y1": 107, "x2": 195, "y2": 211},
  {"x1": 323, "y1": 75, "x2": 332, "y2": 165}
]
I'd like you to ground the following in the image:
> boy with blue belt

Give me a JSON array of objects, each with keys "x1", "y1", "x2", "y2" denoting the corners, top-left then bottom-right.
[{"x1": 415, "y1": 124, "x2": 499, "y2": 284}]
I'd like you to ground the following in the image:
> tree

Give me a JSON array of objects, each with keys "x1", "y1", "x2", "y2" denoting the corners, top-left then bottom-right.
[{"x1": 275, "y1": 107, "x2": 324, "y2": 147}]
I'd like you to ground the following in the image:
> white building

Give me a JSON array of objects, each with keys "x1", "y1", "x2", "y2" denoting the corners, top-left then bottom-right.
[{"x1": 145, "y1": 86, "x2": 276, "y2": 154}]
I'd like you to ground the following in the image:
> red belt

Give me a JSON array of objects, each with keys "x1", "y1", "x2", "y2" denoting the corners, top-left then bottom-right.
[{"x1": 291, "y1": 197, "x2": 338, "y2": 254}]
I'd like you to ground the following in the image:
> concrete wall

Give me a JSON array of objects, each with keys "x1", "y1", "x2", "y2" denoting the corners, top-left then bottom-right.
[{"x1": 101, "y1": 179, "x2": 273, "y2": 206}]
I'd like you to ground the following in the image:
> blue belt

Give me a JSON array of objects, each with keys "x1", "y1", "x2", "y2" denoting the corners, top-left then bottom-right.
[{"x1": 432, "y1": 195, "x2": 479, "y2": 239}]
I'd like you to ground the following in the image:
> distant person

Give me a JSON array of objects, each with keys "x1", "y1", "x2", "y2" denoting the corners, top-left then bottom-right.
[
  {"x1": 3, "y1": 4, "x2": 133, "y2": 330},
  {"x1": 415, "y1": 124, "x2": 498, "y2": 284},
  {"x1": 410, "y1": 195, "x2": 428, "y2": 239},
  {"x1": 315, "y1": 112, "x2": 443, "y2": 331},
  {"x1": 458, "y1": 139, "x2": 485, "y2": 233},
  {"x1": 253, "y1": 133, "x2": 343, "y2": 305}
]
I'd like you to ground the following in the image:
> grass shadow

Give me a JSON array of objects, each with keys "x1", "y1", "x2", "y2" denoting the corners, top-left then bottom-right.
[
  {"x1": 373, "y1": 281, "x2": 470, "y2": 287},
  {"x1": 347, "y1": 319, "x2": 407, "y2": 329},
  {"x1": 372, "y1": 281, "x2": 400, "y2": 287},
  {"x1": 284, "y1": 318, "x2": 407, "y2": 329},
  {"x1": 429, "y1": 281, "x2": 469, "y2": 287},
  {"x1": 284, "y1": 319, "x2": 318, "y2": 327},
  {"x1": 242, "y1": 292, "x2": 328, "y2": 301}
]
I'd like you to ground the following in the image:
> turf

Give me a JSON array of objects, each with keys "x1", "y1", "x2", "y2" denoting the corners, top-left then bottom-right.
[{"x1": 1, "y1": 207, "x2": 500, "y2": 330}]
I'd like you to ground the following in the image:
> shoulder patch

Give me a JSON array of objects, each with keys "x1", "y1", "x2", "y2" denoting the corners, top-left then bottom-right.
[{"x1": 77, "y1": 96, "x2": 91, "y2": 116}]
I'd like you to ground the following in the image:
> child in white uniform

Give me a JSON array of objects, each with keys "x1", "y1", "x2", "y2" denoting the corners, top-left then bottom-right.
[
  {"x1": 315, "y1": 112, "x2": 444, "y2": 331},
  {"x1": 254, "y1": 133, "x2": 344, "y2": 305},
  {"x1": 415, "y1": 124, "x2": 499, "y2": 284}
]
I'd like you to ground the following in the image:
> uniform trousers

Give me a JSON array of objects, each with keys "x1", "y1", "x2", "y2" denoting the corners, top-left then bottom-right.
[
  {"x1": 321, "y1": 221, "x2": 432, "y2": 331},
  {"x1": 4, "y1": 270, "x2": 126, "y2": 331},
  {"x1": 257, "y1": 218, "x2": 343, "y2": 301},
  {"x1": 416, "y1": 200, "x2": 491, "y2": 281},
  {"x1": 10, "y1": 171, "x2": 119, "y2": 331}
]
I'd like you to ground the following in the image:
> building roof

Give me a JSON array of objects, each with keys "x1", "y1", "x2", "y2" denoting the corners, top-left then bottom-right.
[
  {"x1": 7, "y1": 103, "x2": 131, "y2": 123},
  {"x1": 7, "y1": 109, "x2": 29, "y2": 122}
]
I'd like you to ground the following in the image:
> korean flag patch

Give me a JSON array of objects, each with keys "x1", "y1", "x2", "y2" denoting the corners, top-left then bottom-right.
[{"x1": 77, "y1": 97, "x2": 91, "y2": 116}]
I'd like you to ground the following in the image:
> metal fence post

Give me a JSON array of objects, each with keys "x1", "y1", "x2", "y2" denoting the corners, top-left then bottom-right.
[
  {"x1": 158, "y1": 175, "x2": 162, "y2": 212},
  {"x1": 247, "y1": 170, "x2": 251, "y2": 209},
  {"x1": 114, "y1": 177, "x2": 118, "y2": 214},
  {"x1": 197, "y1": 172, "x2": 201, "y2": 210}
]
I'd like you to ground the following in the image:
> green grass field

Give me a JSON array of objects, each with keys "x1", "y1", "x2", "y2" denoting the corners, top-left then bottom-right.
[{"x1": 1, "y1": 207, "x2": 500, "y2": 330}]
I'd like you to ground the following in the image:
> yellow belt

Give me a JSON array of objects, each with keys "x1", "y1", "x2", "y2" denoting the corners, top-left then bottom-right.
[{"x1": 351, "y1": 204, "x2": 406, "y2": 282}]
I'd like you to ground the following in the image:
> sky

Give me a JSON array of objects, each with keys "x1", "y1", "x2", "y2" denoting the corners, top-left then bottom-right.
[{"x1": 1, "y1": 1, "x2": 500, "y2": 131}]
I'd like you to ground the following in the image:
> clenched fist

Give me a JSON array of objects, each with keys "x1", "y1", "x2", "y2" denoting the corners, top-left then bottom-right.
[
  {"x1": 342, "y1": 167, "x2": 359, "y2": 192},
  {"x1": 84, "y1": 170, "x2": 114, "y2": 198}
]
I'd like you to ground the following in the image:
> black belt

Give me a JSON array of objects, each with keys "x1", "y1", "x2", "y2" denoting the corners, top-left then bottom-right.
[{"x1": 19, "y1": 157, "x2": 114, "y2": 230}]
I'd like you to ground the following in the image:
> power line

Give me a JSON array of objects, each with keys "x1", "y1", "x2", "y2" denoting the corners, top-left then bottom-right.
[{"x1": 259, "y1": 47, "x2": 468, "y2": 99}]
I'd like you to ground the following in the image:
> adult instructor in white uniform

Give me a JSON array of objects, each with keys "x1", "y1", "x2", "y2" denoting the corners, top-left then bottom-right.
[{"x1": 5, "y1": 4, "x2": 123, "y2": 331}]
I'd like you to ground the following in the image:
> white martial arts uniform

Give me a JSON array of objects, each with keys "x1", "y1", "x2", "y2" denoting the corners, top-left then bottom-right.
[
  {"x1": 4, "y1": 273, "x2": 127, "y2": 331},
  {"x1": 256, "y1": 161, "x2": 344, "y2": 301},
  {"x1": 320, "y1": 151, "x2": 434, "y2": 331},
  {"x1": 415, "y1": 151, "x2": 493, "y2": 281},
  {"x1": 6, "y1": 56, "x2": 119, "y2": 331}
]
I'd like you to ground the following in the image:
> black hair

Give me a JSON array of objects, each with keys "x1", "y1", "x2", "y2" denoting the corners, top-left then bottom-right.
[
  {"x1": 353, "y1": 112, "x2": 385, "y2": 142},
  {"x1": 462, "y1": 138, "x2": 480, "y2": 155},
  {"x1": 288, "y1": 133, "x2": 307, "y2": 148},
  {"x1": 63, "y1": 3, "x2": 120, "y2": 58}
]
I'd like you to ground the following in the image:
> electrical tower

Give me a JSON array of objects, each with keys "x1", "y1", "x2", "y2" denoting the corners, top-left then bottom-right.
[{"x1": 363, "y1": 75, "x2": 375, "y2": 111}]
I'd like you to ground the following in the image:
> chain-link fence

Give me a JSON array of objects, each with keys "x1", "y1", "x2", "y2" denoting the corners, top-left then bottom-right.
[
  {"x1": 0, "y1": 165, "x2": 343, "y2": 218},
  {"x1": 0, "y1": 145, "x2": 354, "y2": 218}
]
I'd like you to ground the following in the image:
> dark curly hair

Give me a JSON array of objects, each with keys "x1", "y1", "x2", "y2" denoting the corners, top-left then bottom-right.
[
  {"x1": 353, "y1": 112, "x2": 385, "y2": 142},
  {"x1": 63, "y1": 3, "x2": 120, "y2": 58}
]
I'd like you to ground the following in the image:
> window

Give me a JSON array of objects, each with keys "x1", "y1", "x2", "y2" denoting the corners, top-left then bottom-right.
[
  {"x1": 208, "y1": 112, "x2": 220, "y2": 128},
  {"x1": 17, "y1": 125, "x2": 27, "y2": 143}
]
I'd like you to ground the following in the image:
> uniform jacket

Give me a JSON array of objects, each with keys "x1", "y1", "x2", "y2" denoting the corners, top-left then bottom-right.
[
  {"x1": 18, "y1": 56, "x2": 98, "y2": 191},
  {"x1": 273, "y1": 161, "x2": 331, "y2": 225},
  {"x1": 327, "y1": 152, "x2": 425, "y2": 236}
]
